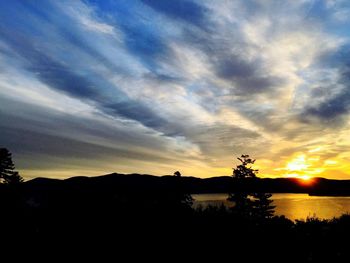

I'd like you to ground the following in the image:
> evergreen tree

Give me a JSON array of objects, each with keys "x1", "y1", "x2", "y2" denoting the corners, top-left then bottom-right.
[
  {"x1": 228, "y1": 155, "x2": 275, "y2": 219},
  {"x1": 0, "y1": 148, "x2": 23, "y2": 184},
  {"x1": 228, "y1": 155, "x2": 256, "y2": 217},
  {"x1": 252, "y1": 192, "x2": 275, "y2": 220}
]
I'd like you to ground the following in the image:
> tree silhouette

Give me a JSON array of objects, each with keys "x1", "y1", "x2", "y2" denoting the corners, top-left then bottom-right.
[
  {"x1": 174, "y1": 171, "x2": 181, "y2": 177},
  {"x1": 228, "y1": 155, "x2": 274, "y2": 219},
  {"x1": 252, "y1": 192, "x2": 275, "y2": 220},
  {"x1": 228, "y1": 155, "x2": 256, "y2": 217},
  {"x1": 0, "y1": 148, "x2": 23, "y2": 184},
  {"x1": 170, "y1": 171, "x2": 193, "y2": 209}
]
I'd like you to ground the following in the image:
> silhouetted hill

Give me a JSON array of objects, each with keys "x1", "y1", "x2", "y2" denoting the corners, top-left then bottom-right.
[{"x1": 22, "y1": 173, "x2": 350, "y2": 197}]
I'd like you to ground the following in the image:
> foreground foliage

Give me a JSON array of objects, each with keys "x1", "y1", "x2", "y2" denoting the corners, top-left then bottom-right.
[{"x1": 1, "y1": 181, "x2": 350, "y2": 262}]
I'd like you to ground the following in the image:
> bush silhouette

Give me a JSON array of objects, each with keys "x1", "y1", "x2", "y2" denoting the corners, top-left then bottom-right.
[{"x1": 174, "y1": 171, "x2": 181, "y2": 177}]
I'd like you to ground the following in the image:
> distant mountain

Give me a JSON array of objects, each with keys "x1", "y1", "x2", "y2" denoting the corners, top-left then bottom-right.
[{"x1": 22, "y1": 173, "x2": 350, "y2": 196}]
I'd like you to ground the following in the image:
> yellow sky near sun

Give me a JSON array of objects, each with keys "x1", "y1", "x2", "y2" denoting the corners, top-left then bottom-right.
[{"x1": 256, "y1": 152, "x2": 350, "y2": 180}]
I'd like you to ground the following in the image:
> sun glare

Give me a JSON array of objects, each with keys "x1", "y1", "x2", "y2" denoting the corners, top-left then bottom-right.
[
  {"x1": 283, "y1": 154, "x2": 316, "y2": 183},
  {"x1": 286, "y1": 155, "x2": 309, "y2": 171},
  {"x1": 299, "y1": 175, "x2": 311, "y2": 181},
  {"x1": 297, "y1": 175, "x2": 315, "y2": 186},
  {"x1": 285, "y1": 174, "x2": 314, "y2": 185}
]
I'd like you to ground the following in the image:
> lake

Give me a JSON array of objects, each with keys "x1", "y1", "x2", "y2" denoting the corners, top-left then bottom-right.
[{"x1": 192, "y1": 193, "x2": 350, "y2": 220}]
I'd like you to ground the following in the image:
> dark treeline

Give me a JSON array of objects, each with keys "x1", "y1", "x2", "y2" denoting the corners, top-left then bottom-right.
[
  {"x1": 1, "y1": 173, "x2": 350, "y2": 261},
  {"x1": 15, "y1": 172, "x2": 350, "y2": 195}
]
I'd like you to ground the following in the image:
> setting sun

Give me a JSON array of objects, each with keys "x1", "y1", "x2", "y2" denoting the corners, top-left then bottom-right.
[
  {"x1": 298, "y1": 176, "x2": 316, "y2": 186},
  {"x1": 278, "y1": 154, "x2": 317, "y2": 182},
  {"x1": 285, "y1": 173, "x2": 313, "y2": 182},
  {"x1": 299, "y1": 175, "x2": 311, "y2": 181}
]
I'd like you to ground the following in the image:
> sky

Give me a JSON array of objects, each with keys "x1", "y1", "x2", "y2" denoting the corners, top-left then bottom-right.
[{"x1": 1, "y1": 0, "x2": 350, "y2": 180}]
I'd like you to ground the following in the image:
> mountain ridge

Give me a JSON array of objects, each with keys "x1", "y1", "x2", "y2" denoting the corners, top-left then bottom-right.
[{"x1": 20, "y1": 173, "x2": 350, "y2": 196}]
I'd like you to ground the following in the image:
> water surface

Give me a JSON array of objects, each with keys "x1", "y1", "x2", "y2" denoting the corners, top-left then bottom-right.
[{"x1": 192, "y1": 193, "x2": 350, "y2": 220}]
